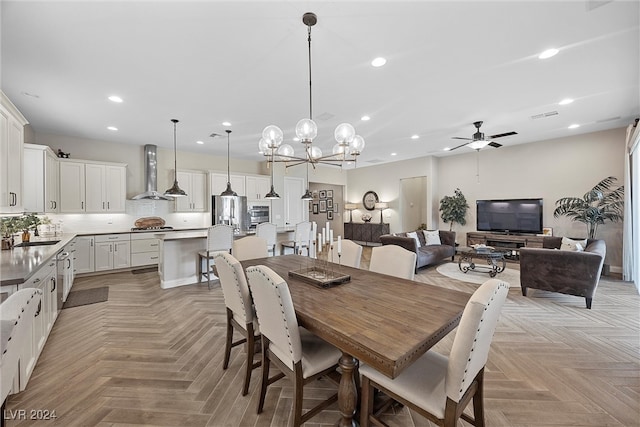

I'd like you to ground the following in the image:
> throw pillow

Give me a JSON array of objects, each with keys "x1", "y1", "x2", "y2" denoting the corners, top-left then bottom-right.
[
  {"x1": 407, "y1": 231, "x2": 421, "y2": 248},
  {"x1": 560, "y1": 237, "x2": 587, "y2": 252},
  {"x1": 423, "y1": 230, "x2": 441, "y2": 245}
]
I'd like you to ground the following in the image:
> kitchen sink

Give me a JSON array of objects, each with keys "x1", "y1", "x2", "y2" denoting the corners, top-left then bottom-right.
[{"x1": 14, "y1": 240, "x2": 61, "y2": 247}]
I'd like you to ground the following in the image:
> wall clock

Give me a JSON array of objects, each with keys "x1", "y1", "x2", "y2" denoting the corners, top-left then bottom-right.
[{"x1": 362, "y1": 191, "x2": 379, "y2": 211}]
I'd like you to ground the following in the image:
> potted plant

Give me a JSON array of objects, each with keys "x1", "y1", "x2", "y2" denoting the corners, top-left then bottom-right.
[
  {"x1": 17, "y1": 213, "x2": 42, "y2": 242},
  {"x1": 553, "y1": 176, "x2": 624, "y2": 239},
  {"x1": 439, "y1": 188, "x2": 469, "y2": 231},
  {"x1": 1, "y1": 216, "x2": 20, "y2": 249}
]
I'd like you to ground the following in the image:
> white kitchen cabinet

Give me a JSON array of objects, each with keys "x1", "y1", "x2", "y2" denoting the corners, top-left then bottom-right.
[
  {"x1": 0, "y1": 91, "x2": 28, "y2": 214},
  {"x1": 283, "y1": 176, "x2": 308, "y2": 227},
  {"x1": 23, "y1": 144, "x2": 59, "y2": 213},
  {"x1": 175, "y1": 170, "x2": 207, "y2": 212},
  {"x1": 74, "y1": 236, "x2": 95, "y2": 274},
  {"x1": 59, "y1": 160, "x2": 126, "y2": 213},
  {"x1": 20, "y1": 259, "x2": 56, "y2": 389},
  {"x1": 95, "y1": 234, "x2": 131, "y2": 271},
  {"x1": 210, "y1": 172, "x2": 246, "y2": 197},
  {"x1": 85, "y1": 163, "x2": 127, "y2": 213},
  {"x1": 130, "y1": 234, "x2": 160, "y2": 266},
  {"x1": 245, "y1": 175, "x2": 271, "y2": 201},
  {"x1": 59, "y1": 161, "x2": 86, "y2": 212}
]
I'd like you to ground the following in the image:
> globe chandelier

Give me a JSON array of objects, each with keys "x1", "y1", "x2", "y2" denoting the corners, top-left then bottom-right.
[{"x1": 258, "y1": 12, "x2": 366, "y2": 175}]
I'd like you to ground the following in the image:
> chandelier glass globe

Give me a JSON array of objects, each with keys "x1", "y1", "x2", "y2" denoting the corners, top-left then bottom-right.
[
  {"x1": 277, "y1": 144, "x2": 295, "y2": 160},
  {"x1": 262, "y1": 125, "x2": 284, "y2": 148},
  {"x1": 295, "y1": 118, "x2": 318, "y2": 142},
  {"x1": 258, "y1": 137, "x2": 271, "y2": 155},
  {"x1": 350, "y1": 134, "x2": 365, "y2": 154},
  {"x1": 332, "y1": 143, "x2": 349, "y2": 156},
  {"x1": 334, "y1": 123, "x2": 356, "y2": 144},
  {"x1": 309, "y1": 146, "x2": 323, "y2": 159}
]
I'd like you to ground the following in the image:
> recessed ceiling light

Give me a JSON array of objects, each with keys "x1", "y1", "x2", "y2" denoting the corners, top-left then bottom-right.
[
  {"x1": 391, "y1": 152, "x2": 397, "y2": 156},
  {"x1": 443, "y1": 147, "x2": 451, "y2": 151},
  {"x1": 538, "y1": 48, "x2": 559, "y2": 59},
  {"x1": 108, "y1": 95, "x2": 123, "y2": 103},
  {"x1": 559, "y1": 98, "x2": 574, "y2": 105},
  {"x1": 568, "y1": 124, "x2": 580, "y2": 129},
  {"x1": 371, "y1": 57, "x2": 387, "y2": 67},
  {"x1": 196, "y1": 140, "x2": 204, "y2": 145},
  {"x1": 411, "y1": 135, "x2": 419, "y2": 140},
  {"x1": 361, "y1": 115, "x2": 370, "y2": 121},
  {"x1": 222, "y1": 121, "x2": 231, "y2": 127},
  {"x1": 107, "y1": 126, "x2": 118, "y2": 131}
]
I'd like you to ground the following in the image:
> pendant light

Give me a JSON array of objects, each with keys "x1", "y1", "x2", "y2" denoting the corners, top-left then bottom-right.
[
  {"x1": 164, "y1": 119, "x2": 187, "y2": 198},
  {"x1": 264, "y1": 145, "x2": 280, "y2": 199},
  {"x1": 220, "y1": 129, "x2": 237, "y2": 198}
]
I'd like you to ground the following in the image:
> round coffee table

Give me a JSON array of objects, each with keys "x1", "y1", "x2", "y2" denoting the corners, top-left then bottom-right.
[{"x1": 457, "y1": 246, "x2": 506, "y2": 278}]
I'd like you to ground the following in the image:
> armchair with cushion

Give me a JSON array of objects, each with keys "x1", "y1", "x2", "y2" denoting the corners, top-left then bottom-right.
[
  {"x1": 379, "y1": 230, "x2": 456, "y2": 271},
  {"x1": 519, "y1": 237, "x2": 606, "y2": 309}
]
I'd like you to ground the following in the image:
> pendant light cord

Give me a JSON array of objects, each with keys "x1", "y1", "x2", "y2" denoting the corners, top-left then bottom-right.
[
  {"x1": 172, "y1": 119, "x2": 178, "y2": 182},
  {"x1": 226, "y1": 130, "x2": 232, "y2": 184},
  {"x1": 307, "y1": 24, "x2": 313, "y2": 121}
]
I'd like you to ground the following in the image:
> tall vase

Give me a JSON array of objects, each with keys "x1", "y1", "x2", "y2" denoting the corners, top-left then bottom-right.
[{"x1": 21, "y1": 230, "x2": 30, "y2": 242}]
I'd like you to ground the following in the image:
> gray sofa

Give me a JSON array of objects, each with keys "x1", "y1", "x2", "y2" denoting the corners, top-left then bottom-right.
[
  {"x1": 379, "y1": 230, "x2": 456, "y2": 272},
  {"x1": 519, "y1": 236, "x2": 606, "y2": 309}
]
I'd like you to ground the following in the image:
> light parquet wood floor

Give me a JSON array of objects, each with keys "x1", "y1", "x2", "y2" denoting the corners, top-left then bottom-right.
[{"x1": 5, "y1": 249, "x2": 640, "y2": 426}]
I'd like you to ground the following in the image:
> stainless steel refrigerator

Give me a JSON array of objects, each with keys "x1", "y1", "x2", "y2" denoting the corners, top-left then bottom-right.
[{"x1": 211, "y1": 195, "x2": 249, "y2": 233}]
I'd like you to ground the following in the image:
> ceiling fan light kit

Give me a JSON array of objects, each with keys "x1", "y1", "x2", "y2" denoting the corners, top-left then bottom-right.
[{"x1": 449, "y1": 121, "x2": 511, "y2": 151}]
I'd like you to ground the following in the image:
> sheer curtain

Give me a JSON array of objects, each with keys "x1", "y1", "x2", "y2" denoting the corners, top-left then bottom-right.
[{"x1": 623, "y1": 120, "x2": 640, "y2": 292}]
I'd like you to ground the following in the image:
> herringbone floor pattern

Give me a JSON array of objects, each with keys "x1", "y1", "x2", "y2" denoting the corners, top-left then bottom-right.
[{"x1": 5, "y1": 249, "x2": 640, "y2": 426}]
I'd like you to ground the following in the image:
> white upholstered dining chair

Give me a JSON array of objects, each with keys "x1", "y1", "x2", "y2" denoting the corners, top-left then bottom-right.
[
  {"x1": 280, "y1": 221, "x2": 311, "y2": 255},
  {"x1": 245, "y1": 265, "x2": 341, "y2": 427},
  {"x1": 369, "y1": 244, "x2": 417, "y2": 280},
  {"x1": 330, "y1": 239, "x2": 363, "y2": 269},
  {"x1": 213, "y1": 252, "x2": 261, "y2": 396},
  {"x1": 255, "y1": 222, "x2": 277, "y2": 256},
  {"x1": 197, "y1": 224, "x2": 233, "y2": 289},
  {"x1": 232, "y1": 235, "x2": 268, "y2": 261},
  {"x1": 359, "y1": 278, "x2": 510, "y2": 427}
]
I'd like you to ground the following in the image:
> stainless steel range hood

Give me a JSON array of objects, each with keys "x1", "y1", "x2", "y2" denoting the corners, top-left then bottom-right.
[{"x1": 132, "y1": 144, "x2": 172, "y2": 200}]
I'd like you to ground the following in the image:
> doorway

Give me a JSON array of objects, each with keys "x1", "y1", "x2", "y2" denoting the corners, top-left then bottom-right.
[{"x1": 400, "y1": 176, "x2": 427, "y2": 231}]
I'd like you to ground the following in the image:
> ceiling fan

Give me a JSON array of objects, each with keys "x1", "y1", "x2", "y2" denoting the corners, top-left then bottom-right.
[{"x1": 449, "y1": 121, "x2": 516, "y2": 151}]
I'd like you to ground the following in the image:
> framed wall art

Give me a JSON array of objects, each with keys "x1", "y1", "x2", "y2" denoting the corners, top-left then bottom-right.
[
  {"x1": 327, "y1": 199, "x2": 333, "y2": 210},
  {"x1": 319, "y1": 190, "x2": 327, "y2": 199},
  {"x1": 313, "y1": 204, "x2": 319, "y2": 214},
  {"x1": 319, "y1": 200, "x2": 327, "y2": 212},
  {"x1": 327, "y1": 210, "x2": 333, "y2": 220},
  {"x1": 327, "y1": 189, "x2": 333, "y2": 198}
]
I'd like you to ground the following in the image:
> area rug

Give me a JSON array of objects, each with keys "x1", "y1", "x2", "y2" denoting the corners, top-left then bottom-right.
[
  {"x1": 63, "y1": 287, "x2": 109, "y2": 309},
  {"x1": 436, "y1": 262, "x2": 520, "y2": 287}
]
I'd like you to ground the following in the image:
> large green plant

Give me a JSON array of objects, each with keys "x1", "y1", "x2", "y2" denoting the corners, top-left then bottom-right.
[
  {"x1": 553, "y1": 176, "x2": 624, "y2": 239},
  {"x1": 439, "y1": 188, "x2": 469, "y2": 231}
]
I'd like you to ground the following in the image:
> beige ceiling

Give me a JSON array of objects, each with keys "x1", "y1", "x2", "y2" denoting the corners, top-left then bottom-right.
[{"x1": 2, "y1": 1, "x2": 638, "y2": 168}]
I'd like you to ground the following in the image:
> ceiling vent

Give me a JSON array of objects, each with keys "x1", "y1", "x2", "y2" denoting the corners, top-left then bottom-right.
[
  {"x1": 531, "y1": 111, "x2": 559, "y2": 120},
  {"x1": 366, "y1": 158, "x2": 386, "y2": 164},
  {"x1": 315, "y1": 112, "x2": 334, "y2": 121},
  {"x1": 596, "y1": 116, "x2": 621, "y2": 123}
]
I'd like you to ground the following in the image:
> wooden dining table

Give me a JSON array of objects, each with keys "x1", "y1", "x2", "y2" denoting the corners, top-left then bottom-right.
[{"x1": 241, "y1": 254, "x2": 471, "y2": 427}]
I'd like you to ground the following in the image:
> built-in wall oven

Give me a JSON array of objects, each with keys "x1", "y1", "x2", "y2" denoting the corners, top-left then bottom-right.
[{"x1": 248, "y1": 205, "x2": 270, "y2": 229}]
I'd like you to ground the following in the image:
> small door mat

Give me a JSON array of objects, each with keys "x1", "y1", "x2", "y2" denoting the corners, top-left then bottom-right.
[
  {"x1": 63, "y1": 287, "x2": 109, "y2": 309},
  {"x1": 131, "y1": 266, "x2": 158, "y2": 274}
]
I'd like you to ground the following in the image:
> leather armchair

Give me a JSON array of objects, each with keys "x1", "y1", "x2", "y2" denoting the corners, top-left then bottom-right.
[{"x1": 519, "y1": 238, "x2": 606, "y2": 309}]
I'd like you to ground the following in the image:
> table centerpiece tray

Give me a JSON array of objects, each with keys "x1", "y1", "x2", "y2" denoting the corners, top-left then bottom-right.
[{"x1": 288, "y1": 266, "x2": 351, "y2": 289}]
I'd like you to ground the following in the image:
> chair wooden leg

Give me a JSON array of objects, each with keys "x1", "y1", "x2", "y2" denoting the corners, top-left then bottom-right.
[
  {"x1": 360, "y1": 376, "x2": 374, "y2": 427},
  {"x1": 223, "y1": 309, "x2": 233, "y2": 370},
  {"x1": 521, "y1": 286, "x2": 527, "y2": 296},
  {"x1": 293, "y1": 365, "x2": 304, "y2": 427},
  {"x1": 586, "y1": 297, "x2": 592, "y2": 309},
  {"x1": 472, "y1": 370, "x2": 485, "y2": 427},
  {"x1": 197, "y1": 255, "x2": 202, "y2": 283},
  {"x1": 243, "y1": 325, "x2": 256, "y2": 396},
  {"x1": 257, "y1": 339, "x2": 271, "y2": 414}
]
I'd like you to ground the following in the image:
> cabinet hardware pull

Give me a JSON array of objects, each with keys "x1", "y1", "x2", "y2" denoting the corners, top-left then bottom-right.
[
  {"x1": 150, "y1": 244, "x2": 158, "y2": 247},
  {"x1": 108, "y1": 202, "x2": 110, "y2": 209},
  {"x1": 81, "y1": 201, "x2": 84, "y2": 209},
  {"x1": 51, "y1": 277, "x2": 56, "y2": 292},
  {"x1": 151, "y1": 256, "x2": 158, "y2": 259},
  {"x1": 103, "y1": 202, "x2": 105, "y2": 209},
  {"x1": 108, "y1": 237, "x2": 118, "y2": 239},
  {"x1": 67, "y1": 259, "x2": 71, "y2": 268},
  {"x1": 33, "y1": 278, "x2": 41, "y2": 283}
]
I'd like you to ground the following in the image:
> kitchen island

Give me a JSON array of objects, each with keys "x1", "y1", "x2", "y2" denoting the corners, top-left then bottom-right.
[{"x1": 154, "y1": 228, "x2": 295, "y2": 289}]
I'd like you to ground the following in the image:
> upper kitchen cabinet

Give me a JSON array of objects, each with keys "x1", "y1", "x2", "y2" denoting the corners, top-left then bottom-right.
[
  {"x1": 245, "y1": 175, "x2": 271, "y2": 201},
  {"x1": 0, "y1": 91, "x2": 28, "y2": 214},
  {"x1": 210, "y1": 172, "x2": 246, "y2": 197},
  {"x1": 23, "y1": 144, "x2": 59, "y2": 213},
  {"x1": 59, "y1": 159, "x2": 126, "y2": 213},
  {"x1": 174, "y1": 170, "x2": 207, "y2": 212}
]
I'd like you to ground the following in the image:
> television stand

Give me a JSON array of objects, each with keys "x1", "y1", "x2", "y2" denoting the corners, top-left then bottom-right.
[{"x1": 466, "y1": 232, "x2": 544, "y2": 262}]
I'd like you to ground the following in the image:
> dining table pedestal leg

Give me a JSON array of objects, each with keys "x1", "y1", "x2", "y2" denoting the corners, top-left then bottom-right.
[{"x1": 338, "y1": 352, "x2": 357, "y2": 427}]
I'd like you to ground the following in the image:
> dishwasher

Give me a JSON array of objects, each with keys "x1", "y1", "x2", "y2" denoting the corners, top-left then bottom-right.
[{"x1": 56, "y1": 244, "x2": 74, "y2": 310}]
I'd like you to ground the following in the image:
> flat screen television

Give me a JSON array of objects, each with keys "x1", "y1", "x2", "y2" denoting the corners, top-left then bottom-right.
[{"x1": 476, "y1": 198, "x2": 543, "y2": 234}]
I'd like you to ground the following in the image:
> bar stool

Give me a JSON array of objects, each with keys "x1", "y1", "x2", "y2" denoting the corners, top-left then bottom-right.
[
  {"x1": 280, "y1": 221, "x2": 311, "y2": 255},
  {"x1": 198, "y1": 224, "x2": 233, "y2": 289},
  {"x1": 256, "y1": 222, "x2": 277, "y2": 256}
]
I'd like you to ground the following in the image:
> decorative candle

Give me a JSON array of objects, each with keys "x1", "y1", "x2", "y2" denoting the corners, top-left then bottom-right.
[
  {"x1": 329, "y1": 229, "x2": 333, "y2": 244},
  {"x1": 318, "y1": 233, "x2": 322, "y2": 253},
  {"x1": 322, "y1": 228, "x2": 326, "y2": 245},
  {"x1": 338, "y1": 236, "x2": 342, "y2": 254}
]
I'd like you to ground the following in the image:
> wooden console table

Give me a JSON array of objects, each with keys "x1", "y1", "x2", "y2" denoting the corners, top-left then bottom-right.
[
  {"x1": 344, "y1": 222, "x2": 390, "y2": 246},
  {"x1": 466, "y1": 231, "x2": 544, "y2": 261}
]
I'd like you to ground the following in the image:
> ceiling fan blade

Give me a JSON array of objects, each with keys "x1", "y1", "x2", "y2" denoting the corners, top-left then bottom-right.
[
  {"x1": 489, "y1": 131, "x2": 518, "y2": 139},
  {"x1": 488, "y1": 141, "x2": 502, "y2": 148},
  {"x1": 451, "y1": 136, "x2": 473, "y2": 141},
  {"x1": 448, "y1": 142, "x2": 470, "y2": 151}
]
